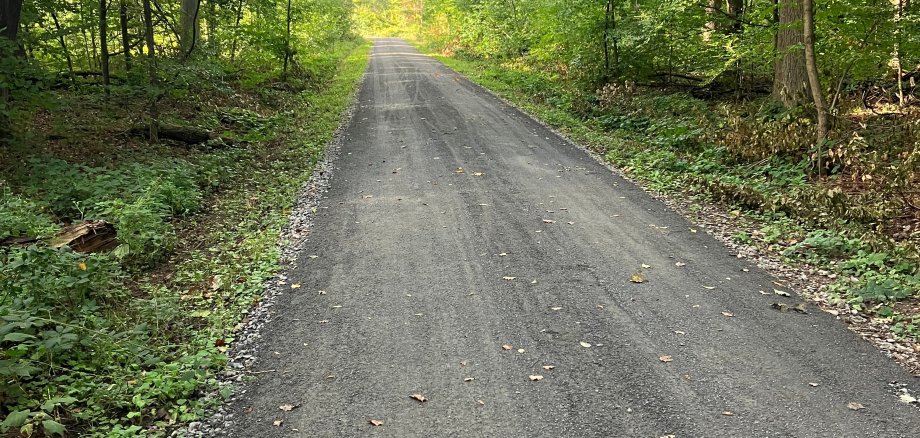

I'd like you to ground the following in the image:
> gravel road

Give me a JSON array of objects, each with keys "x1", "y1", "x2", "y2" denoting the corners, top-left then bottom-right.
[{"x1": 215, "y1": 38, "x2": 920, "y2": 437}]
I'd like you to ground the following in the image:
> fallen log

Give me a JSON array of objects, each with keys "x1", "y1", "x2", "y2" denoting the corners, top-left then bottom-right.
[
  {"x1": 50, "y1": 220, "x2": 119, "y2": 253},
  {"x1": 129, "y1": 124, "x2": 239, "y2": 146}
]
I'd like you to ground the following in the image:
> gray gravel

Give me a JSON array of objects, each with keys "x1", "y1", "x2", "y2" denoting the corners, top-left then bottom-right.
[{"x1": 206, "y1": 38, "x2": 920, "y2": 437}]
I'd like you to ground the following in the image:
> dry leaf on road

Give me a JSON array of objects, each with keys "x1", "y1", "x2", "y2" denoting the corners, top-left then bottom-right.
[
  {"x1": 529, "y1": 375, "x2": 544, "y2": 381},
  {"x1": 659, "y1": 355, "x2": 673, "y2": 363},
  {"x1": 410, "y1": 394, "x2": 427, "y2": 402},
  {"x1": 543, "y1": 365, "x2": 555, "y2": 370},
  {"x1": 722, "y1": 411, "x2": 734, "y2": 416},
  {"x1": 503, "y1": 276, "x2": 516, "y2": 280},
  {"x1": 580, "y1": 341, "x2": 592, "y2": 348},
  {"x1": 900, "y1": 394, "x2": 917, "y2": 404},
  {"x1": 721, "y1": 311, "x2": 734, "y2": 317},
  {"x1": 273, "y1": 419, "x2": 283, "y2": 427},
  {"x1": 464, "y1": 377, "x2": 474, "y2": 383},
  {"x1": 279, "y1": 404, "x2": 296, "y2": 412},
  {"x1": 369, "y1": 419, "x2": 384, "y2": 426},
  {"x1": 542, "y1": 219, "x2": 556, "y2": 224},
  {"x1": 630, "y1": 273, "x2": 645, "y2": 283},
  {"x1": 847, "y1": 402, "x2": 864, "y2": 411},
  {"x1": 502, "y1": 344, "x2": 513, "y2": 350}
]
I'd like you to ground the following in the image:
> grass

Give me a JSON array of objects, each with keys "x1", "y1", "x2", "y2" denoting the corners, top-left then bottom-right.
[
  {"x1": 423, "y1": 47, "x2": 920, "y2": 344},
  {"x1": 0, "y1": 40, "x2": 370, "y2": 436}
]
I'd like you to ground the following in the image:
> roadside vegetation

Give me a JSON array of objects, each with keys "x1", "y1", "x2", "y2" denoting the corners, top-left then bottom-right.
[
  {"x1": 356, "y1": 1, "x2": 920, "y2": 346},
  {"x1": 0, "y1": 1, "x2": 367, "y2": 436}
]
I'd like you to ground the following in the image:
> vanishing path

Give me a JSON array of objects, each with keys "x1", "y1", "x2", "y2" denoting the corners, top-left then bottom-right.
[{"x1": 219, "y1": 38, "x2": 919, "y2": 437}]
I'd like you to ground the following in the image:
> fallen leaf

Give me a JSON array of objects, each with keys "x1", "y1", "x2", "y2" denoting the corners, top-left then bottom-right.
[
  {"x1": 309, "y1": 255, "x2": 318, "y2": 259},
  {"x1": 472, "y1": 172, "x2": 483, "y2": 176},
  {"x1": 369, "y1": 419, "x2": 384, "y2": 426},
  {"x1": 542, "y1": 365, "x2": 555, "y2": 370},
  {"x1": 464, "y1": 377, "x2": 474, "y2": 383},
  {"x1": 542, "y1": 219, "x2": 556, "y2": 224},
  {"x1": 291, "y1": 283, "x2": 301, "y2": 289},
  {"x1": 579, "y1": 341, "x2": 592, "y2": 348},
  {"x1": 503, "y1": 276, "x2": 516, "y2": 281},
  {"x1": 498, "y1": 252, "x2": 508, "y2": 256},
  {"x1": 847, "y1": 402, "x2": 864, "y2": 411},
  {"x1": 808, "y1": 382, "x2": 819, "y2": 387},
  {"x1": 675, "y1": 262, "x2": 686, "y2": 267},
  {"x1": 758, "y1": 290, "x2": 770, "y2": 295},
  {"x1": 630, "y1": 273, "x2": 645, "y2": 283},
  {"x1": 410, "y1": 394, "x2": 427, "y2": 402},
  {"x1": 362, "y1": 195, "x2": 373, "y2": 199},
  {"x1": 567, "y1": 221, "x2": 575, "y2": 225},
  {"x1": 641, "y1": 264, "x2": 651, "y2": 269},
  {"x1": 279, "y1": 404, "x2": 296, "y2": 412},
  {"x1": 477, "y1": 400, "x2": 485, "y2": 405},
  {"x1": 529, "y1": 375, "x2": 544, "y2": 381},
  {"x1": 774, "y1": 289, "x2": 791, "y2": 297},
  {"x1": 900, "y1": 394, "x2": 917, "y2": 404},
  {"x1": 78, "y1": 262, "x2": 87, "y2": 271},
  {"x1": 517, "y1": 348, "x2": 525, "y2": 353},
  {"x1": 502, "y1": 344, "x2": 513, "y2": 350},
  {"x1": 273, "y1": 419, "x2": 283, "y2": 427},
  {"x1": 455, "y1": 167, "x2": 465, "y2": 174},
  {"x1": 530, "y1": 279, "x2": 537, "y2": 284},
  {"x1": 659, "y1": 355, "x2": 673, "y2": 363},
  {"x1": 721, "y1": 311, "x2": 734, "y2": 317},
  {"x1": 674, "y1": 330, "x2": 686, "y2": 335},
  {"x1": 722, "y1": 411, "x2": 734, "y2": 416},
  {"x1": 703, "y1": 286, "x2": 716, "y2": 290},
  {"x1": 551, "y1": 306, "x2": 562, "y2": 311}
]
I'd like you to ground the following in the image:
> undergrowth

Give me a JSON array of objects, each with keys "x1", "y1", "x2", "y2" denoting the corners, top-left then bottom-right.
[{"x1": 0, "y1": 40, "x2": 370, "y2": 436}]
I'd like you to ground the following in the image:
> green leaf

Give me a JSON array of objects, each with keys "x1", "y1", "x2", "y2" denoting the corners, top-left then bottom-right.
[
  {"x1": 42, "y1": 419, "x2": 66, "y2": 436},
  {"x1": 2, "y1": 332, "x2": 35, "y2": 342},
  {"x1": 1, "y1": 410, "x2": 31, "y2": 432}
]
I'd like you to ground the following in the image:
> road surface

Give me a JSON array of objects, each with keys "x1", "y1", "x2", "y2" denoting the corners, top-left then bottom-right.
[{"x1": 218, "y1": 38, "x2": 920, "y2": 437}]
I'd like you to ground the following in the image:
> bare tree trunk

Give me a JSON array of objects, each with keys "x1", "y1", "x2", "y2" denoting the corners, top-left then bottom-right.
[
  {"x1": 726, "y1": 0, "x2": 743, "y2": 33},
  {"x1": 803, "y1": 0, "x2": 828, "y2": 172},
  {"x1": 180, "y1": 0, "x2": 200, "y2": 56},
  {"x1": 283, "y1": 0, "x2": 292, "y2": 78},
  {"x1": 230, "y1": 0, "x2": 243, "y2": 62},
  {"x1": 120, "y1": 0, "x2": 131, "y2": 72},
  {"x1": 100, "y1": 0, "x2": 111, "y2": 96},
  {"x1": 142, "y1": 0, "x2": 158, "y2": 142},
  {"x1": 0, "y1": 0, "x2": 24, "y2": 141},
  {"x1": 704, "y1": 0, "x2": 722, "y2": 40},
  {"x1": 603, "y1": 0, "x2": 612, "y2": 78},
  {"x1": 893, "y1": 0, "x2": 906, "y2": 106},
  {"x1": 772, "y1": 0, "x2": 809, "y2": 106},
  {"x1": 51, "y1": 10, "x2": 76, "y2": 81}
]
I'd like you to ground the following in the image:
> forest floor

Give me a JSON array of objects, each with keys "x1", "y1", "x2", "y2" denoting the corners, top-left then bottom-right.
[
  {"x1": 0, "y1": 41, "x2": 369, "y2": 436},
  {"x1": 209, "y1": 38, "x2": 920, "y2": 437}
]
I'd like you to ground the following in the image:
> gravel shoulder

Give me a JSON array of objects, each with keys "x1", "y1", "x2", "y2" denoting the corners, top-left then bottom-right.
[{"x1": 210, "y1": 38, "x2": 920, "y2": 437}]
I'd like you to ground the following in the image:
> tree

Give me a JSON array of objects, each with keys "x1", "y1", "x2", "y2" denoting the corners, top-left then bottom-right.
[
  {"x1": 181, "y1": 0, "x2": 201, "y2": 56},
  {"x1": 803, "y1": 0, "x2": 827, "y2": 146},
  {"x1": 142, "y1": 0, "x2": 158, "y2": 142},
  {"x1": 0, "y1": 0, "x2": 24, "y2": 140},
  {"x1": 773, "y1": 0, "x2": 809, "y2": 106},
  {"x1": 100, "y1": 0, "x2": 111, "y2": 95}
]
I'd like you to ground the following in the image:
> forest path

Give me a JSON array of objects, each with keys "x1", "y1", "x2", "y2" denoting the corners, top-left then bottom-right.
[{"x1": 218, "y1": 38, "x2": 920, "y2": 437}]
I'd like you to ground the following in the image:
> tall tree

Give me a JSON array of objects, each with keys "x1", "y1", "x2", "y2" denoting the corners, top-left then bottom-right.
[
  {"x1": 120, "y1": 0, "x2": 131, "y2": 72},
  {"x1": 773, "y1": 0, "x2": 809, "y2": 106},
  {"x1": 100, "y1": 0, "x2": 111, "y2": 95},
  {"x1": 803, "y1": 0, "x2": 828, "y2": 167},
  {"x1": 142, "y1": 0, "x2": 158, "y2": 142},
  {"x1": 0, "y1": 0, "x2": 24, "y2": 140},
  {"x1": 181, "y1": 0, "x2": 201, "y2": 56}
]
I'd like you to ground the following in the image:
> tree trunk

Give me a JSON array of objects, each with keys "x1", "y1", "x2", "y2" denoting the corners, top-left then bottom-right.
[
  {"x1": 142, "y1": 0, "x2": 158, "y2": 142},
  {"x1": 704, "y1": 0, "x2": 722, "y2": 40},
  {"x1": 180, "y1": 0, "x2": 200, "y2": 56},
  {"x1": 803, "y1": 0, "x2": 828, "y2": 163},
  {"x1": 51, "y1": 10, "x2": 76, "y2": 82},
  {"x1": 726, "y1": 0, "x2": 744, "y2": 33},
  {"x1": 603, "y1": 0, "x2": 612, "y2": 78},
  {"x1": 120, "y1": 0, "x2": 131, "y2": 72},
  {"x1": 230, "y1": 0, "x2": 244, "y2": 62},
  {"x1": 283, "y1": 0, "x2": 292, "y2": 78},
  {"x1": 772, "y1": 0, "x2": 809, "y2": 106},
  {"x1": 100, "y1": 0, "x2": 111, "y2": 96},
  {"x1": 0, "y1": 0, "x2": 24, "y2": 141}
]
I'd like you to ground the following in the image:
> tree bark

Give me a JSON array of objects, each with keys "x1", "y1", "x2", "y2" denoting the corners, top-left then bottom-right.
[
  {"x1": 51, "y1": 10, "x2": 75, "y2": 81},
  {"x1": 142, "y1": 0, "x2": 158, "y2": 142},
  {"x1": 803, "y1": 0, "x2": 828, "y2": 162},
  {"x1": 704, "y1": 0, "x2": 722, "y2": 40},
  {"x1": 772, "y1": 0, "x2": 809, "y2": 106},
  {"x1": 0, "y1": 0, "x2": 24, "y2": 141},
  {"x1": 230, "y1": 0, "x2": 244, "y2": 62},
  {"x1": 180, "y1": 0, "x2": 200, "y2": 56},
  {"x1": 100, "y1": 0, "x2": 111, "y2": 96},
  {"x1": 283, "y1": 0, "x2": 292, "y2": 78},
  {"x1": 120, "y1": 0, "x2": 131, "y2": 72}
]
